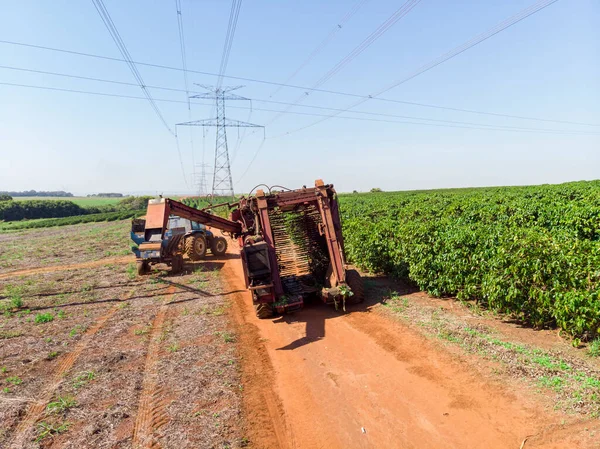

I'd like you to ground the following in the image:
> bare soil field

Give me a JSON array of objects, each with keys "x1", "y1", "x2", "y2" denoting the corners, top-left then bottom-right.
[
  {"x1": 2, "y1": 222, "x2": 600, "y2": 448},
  {"x1": 0, "y1": 221, "x2": 132, "y2": 274},
  {"x1": 0, "y1": 225, "x2": 245, "y2": 448}
]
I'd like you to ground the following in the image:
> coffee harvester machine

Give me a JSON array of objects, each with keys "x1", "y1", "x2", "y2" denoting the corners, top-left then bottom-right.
[{"x1": 134, "y1": 180, "x2": 364, "y2": 318}]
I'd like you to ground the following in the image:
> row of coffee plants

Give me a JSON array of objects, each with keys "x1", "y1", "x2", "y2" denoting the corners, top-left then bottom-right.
[
  {"x1": 0, "y1": 210, "x2": 145, "y2": 231},
  {"x1": 340, "y1": 181, "x2": 600, "y2": 339}
]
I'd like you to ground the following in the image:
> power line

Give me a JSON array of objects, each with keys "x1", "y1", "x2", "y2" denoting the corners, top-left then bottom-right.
[
  {"x1": 91, "y1": 0, "x2": 175, "y2": 136},
  {"x1": 175, "y1": 0, "x2": 199, "y2": 191},
  {"x1": 275, "y1": 0, "x2": 562, "y2": 137},
  {"x1": 217, "y1": 0, "x2": 243, "y2": 88},
  {"x1": 2, "y1": 81, "x2": 598, "y2": 137},
  {"x1": 1, "y1": 38, "x2": 596, "y2": 128},
  {"x1": 3, "y1": 63, "x2": 598, "y2": 131},
  {"x1": 266, "y1": 0, "x2": 421, "y2": 125},
  {"x1": 91, "y1": 0, "x2": 188, "y2": 188},
  {"x1": 269, "y1": 0, "x2": 371, "y2": 97}
]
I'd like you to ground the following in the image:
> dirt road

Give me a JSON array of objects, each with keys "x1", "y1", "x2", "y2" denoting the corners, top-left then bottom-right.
[{"x1": 222, "y1": 255, "x2": 594, "y2": 449}]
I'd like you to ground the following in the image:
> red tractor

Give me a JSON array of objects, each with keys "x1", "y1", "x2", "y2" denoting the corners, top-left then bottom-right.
[{"x1": 135, "y1": 180, "x2": 364, "y2": 318}]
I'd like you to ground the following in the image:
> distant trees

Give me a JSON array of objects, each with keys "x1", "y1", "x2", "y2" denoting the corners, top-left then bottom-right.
[
  {"x1": 0, "y1": 195, "x2": 12, "y2": 202},
  {"x1": 0, "y1": 200, "x2": 86, "y2": 221},
  {"x1": 0, "y1": 195, "x2": 150, "y2": 222},
  {"x1": 0, "y1": 190, "x2": 73, "y2": 197},
  {"x1": 370, "y1": 188, "x2": 383, "y2": 193},
  {"x1": 87, "y1": 193, "x2": 124, "y2": 198}
]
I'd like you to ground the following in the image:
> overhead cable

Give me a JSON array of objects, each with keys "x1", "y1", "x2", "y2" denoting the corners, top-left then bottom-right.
[{"x1": 2, "y1": 38, "x2": 596, "y2": 128}]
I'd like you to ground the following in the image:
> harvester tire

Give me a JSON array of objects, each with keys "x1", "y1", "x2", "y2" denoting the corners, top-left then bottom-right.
[
  {"x1": 345, "y1": 269, "x2": 365, "y2": 304},
  {"x1": 185, "y1": 235, "x2": 207, "y2": 261},
  {"x1": 211, "y1": 237, "x2": 228, "y2": 256},
  {"x1": 254, "y1": 303, "x2": 273, "y2": 319},
  {"x1": 171, "y1": 255, "x2": 184, "y2": 274},
  {"x1": 136, "y1": 260, "x2": 149, "y2": 276}
]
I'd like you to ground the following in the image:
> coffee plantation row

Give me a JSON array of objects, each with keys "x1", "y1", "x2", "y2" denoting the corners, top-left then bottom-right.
[{"x1": 340, "y1": 181, "x2": 600, "y2": 339}]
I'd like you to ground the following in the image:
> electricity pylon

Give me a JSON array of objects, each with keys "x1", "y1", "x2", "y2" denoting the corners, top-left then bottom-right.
[{"x1": 177, "y1": 85, "x2": 264, "y2": 198}]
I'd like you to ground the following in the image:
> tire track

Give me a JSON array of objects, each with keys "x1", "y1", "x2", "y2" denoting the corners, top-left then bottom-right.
[
  {"x1": 8, "y1": 301, "x2": 124, "y2": 448},
  {"x1": 131, "y1": 286, "x2": 175, "y2": 449},
  {"x1": 0, "y1": 255, "x2": 133, "y2": 280}
]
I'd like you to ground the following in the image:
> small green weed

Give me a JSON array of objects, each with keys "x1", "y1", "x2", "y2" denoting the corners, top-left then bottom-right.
[
  {"x1": 126, "y1": 263, "x2": 137, "y2": 280},
  {"x1": 35, "y1": 313, "x2": 54, "y2": 324},
  {"x1": 6, "y1": 376, "x2": 22, "y2": 385},
  {"x1": 47, "y1": 351, "x2": 59, "y2": 360},
  {"x1": 215, "y1": 331, "x2": 235, "y2": 343},
  {"x1": 69, "y1": 325, "x2": 85, "y2": 337},
  {"x1": 36, "y1": 421, "x2": 70, "y2": 442},
  {"x1": 384, "y1": 291, "x2": 409, "y2": 313},
  {"x1": 73, "y1": 371, "x2": 95, "y2": 389},
  {"x1": 588, "y1": 339, "x2": 600, "y2": 357},
  {"x1": 46, "y1": 395, "x2": 77, "y2": 414},
  {"x1": 167, "y1": 343, "x2": 179, "y2": 353}
]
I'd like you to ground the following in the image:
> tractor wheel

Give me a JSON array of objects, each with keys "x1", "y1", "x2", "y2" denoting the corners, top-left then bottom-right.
[
  {"x1": 211, "y1": 237, "x2": 228, "y2": 257},
  {"x1": 136, "y1": 260, "x2": 149, "y2": 276},
  {"x1": 254, "y1": 303, "x2": 273, "y2": 319},
  {"x1": 184, "y1": 235, "x2": 207, "y2": 261},
  {"x1": 171, "y1": 254, "x2": 184, "y2": 274},
  {"x1": 345, "y1": 269, "x2": 365, "y2": 304}
]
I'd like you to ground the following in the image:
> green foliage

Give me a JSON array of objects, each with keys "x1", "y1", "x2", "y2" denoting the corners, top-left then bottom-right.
[
  {"x1": 0, "y1": 200, "x2": 87, "y2": 221},
  {"x1": 589, "y1": 339, "x2": 600, "y2": 357},
  {"x1": 114, "y1": 195, "x2": 153, "y2": 211},
  {"x1": 181, "y1": 196, "x2": 235, "y2": 218},
  {"x1": 0, "y1": 195, "x2": 150, "y2": 224},
  {"x1": 370, "y1": 188, "x2": 383, "y2": 193},
  {"x1": 6, "y1": 376, "x2": 22, "y2": 385},
  {"x1": 36, "y1": 421, "x2": 70, "y2": 442},
  {"x1": 34, "y1": 313, "x2": 55, "y2": 324},
  {"x1": 0, "y1": 209, "x2": 144, "y2": 231},
  {"x1": 340, "y1": 180, "x2": 600, "y2": 339},
  {"x1": 46, "y1": 395, "x2": 77, "y2": 413},
  {"x1": 0, "y1": 195, "x2": 12, "y2": 202},
  {"x1": 72, "y1": 370, "x2": 95, "y2": 389}
]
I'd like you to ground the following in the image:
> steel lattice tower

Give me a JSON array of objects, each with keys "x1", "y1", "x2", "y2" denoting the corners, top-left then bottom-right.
[{"x1": 177, "y1": 85, "x2": 263, "y2": 198}]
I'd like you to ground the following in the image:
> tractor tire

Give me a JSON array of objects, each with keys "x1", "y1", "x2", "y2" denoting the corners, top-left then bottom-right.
[
  {"x1": 211, "y1": 237, "x2": 228, "y2": 257},
  {"x1": 254, "y1": 303, "x2": 273, "y2": 319},
  {"x1": 184, "y1": 235, "x2": 207, "y2": 261},
  {"x1": 136, "y1": 260, "x2": 149, "y2": 276},
  {"x1": 345, "y1": 269, "x2": 365, "y2": 304},
  {"x1": 171, "y1": 254, "x2": 184, "y2": 274}
]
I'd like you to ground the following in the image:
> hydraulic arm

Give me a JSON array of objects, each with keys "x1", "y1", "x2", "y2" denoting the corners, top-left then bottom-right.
[{"x1": 143, "y1": 198, "x2": 242, "y2": 241}]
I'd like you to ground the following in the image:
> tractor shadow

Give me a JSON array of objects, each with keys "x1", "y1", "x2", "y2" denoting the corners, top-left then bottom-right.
[
  {"x1": 274, "y1": 274, "x2": 419, "y2": 351},
  {"x1": 23, "y1": 259, "x2": 244, "y2": 311}
]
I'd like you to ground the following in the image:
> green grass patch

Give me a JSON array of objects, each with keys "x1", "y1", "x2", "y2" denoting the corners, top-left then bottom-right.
[{"x1": 35, "y1": 313, "x2": 54, "y2": 324}]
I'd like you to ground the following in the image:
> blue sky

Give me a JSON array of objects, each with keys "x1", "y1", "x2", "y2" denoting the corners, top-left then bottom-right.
[{"x1": 0, "y1": 0, "x2": 598, "y2": 195}]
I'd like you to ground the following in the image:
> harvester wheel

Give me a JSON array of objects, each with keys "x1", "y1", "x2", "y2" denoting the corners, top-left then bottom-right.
[
  {"x1": 136, "y1": 260, "x2": 149, "y2": 276},
  {"x1": 211, "y1": 237, "x2": 228, "y2": 257},
  {"x1": 254, "y1": 303, "x2": 273, "y2": 319},
  {"x1": 185, "y1": 235, "x2": 207, "y2": 261},
  {"x1": 345, "y1": 269, "x2": 365, "y2": 304},
  {"x1": 171, "y1": 254, "x2": 184, "y2": 274}
]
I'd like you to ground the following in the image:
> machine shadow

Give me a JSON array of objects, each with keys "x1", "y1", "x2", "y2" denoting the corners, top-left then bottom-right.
[
  {"x1": 274, "y1": 274, "x2": 416, "y2": 351},
  {"x1": 24, "y1": 259, "x2": 243, "y2": 311}
]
